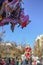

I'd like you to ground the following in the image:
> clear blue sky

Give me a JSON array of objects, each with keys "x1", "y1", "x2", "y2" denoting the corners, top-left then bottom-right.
[{"x1": 0, "y1": 0, "x2": 43, "y2": 48}]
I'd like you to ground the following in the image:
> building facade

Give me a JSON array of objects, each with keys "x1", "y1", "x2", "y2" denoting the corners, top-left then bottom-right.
[
  {"x1": 33, "y1": 34, "x2": 43, "y2": 59},
  {"x1": 0, "y1": 42, "x2": 25, "y2": 58}
]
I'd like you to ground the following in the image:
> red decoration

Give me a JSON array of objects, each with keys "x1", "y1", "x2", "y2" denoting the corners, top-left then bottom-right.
[
  {"x1": 25, "y1": 46, "x2": 32, "y2": 60},
  {"x1": 21, "y1": 21, "x2": 27, "y2": 27},
  {"x1": 25, "y1": 52, "x2": 31, "y2": 60},
  {"x1": 25, "y1": 47, "x2": 31, "y2": 52}
]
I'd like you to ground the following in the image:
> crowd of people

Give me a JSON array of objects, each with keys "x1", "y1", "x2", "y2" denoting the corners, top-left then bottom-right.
[{"x1": 0, "y1": 56, "x2": 43, "y2": 65}]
